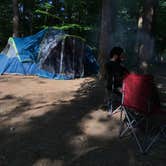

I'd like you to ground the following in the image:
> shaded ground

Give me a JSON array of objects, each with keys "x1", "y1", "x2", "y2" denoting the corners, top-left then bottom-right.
[{"x1": 0, "y1": 64, "x2": 166, "y2": 166}]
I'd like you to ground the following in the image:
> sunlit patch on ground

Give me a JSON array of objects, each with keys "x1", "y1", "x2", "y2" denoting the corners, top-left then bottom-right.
[{"x1": 80, "y1": 110, "x2": 121, "y2": 139}]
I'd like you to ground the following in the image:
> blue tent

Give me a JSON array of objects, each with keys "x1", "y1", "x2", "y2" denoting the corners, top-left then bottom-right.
[{"x1": 0, "y1": 28, "x2": 98, "y2": 79}]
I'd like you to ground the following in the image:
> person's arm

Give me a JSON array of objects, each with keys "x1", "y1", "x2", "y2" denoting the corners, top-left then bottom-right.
[{"x1": 120, "y1": 65, "x2": 129, "y2": 78}]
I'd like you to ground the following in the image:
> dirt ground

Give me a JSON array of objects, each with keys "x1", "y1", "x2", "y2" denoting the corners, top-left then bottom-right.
[{"x1": 0, "y1": 64, "x2": 166, "y2": 166}]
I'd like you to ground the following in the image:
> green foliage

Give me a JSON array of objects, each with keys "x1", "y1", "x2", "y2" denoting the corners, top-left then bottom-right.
[
  {"x1": 0, "y1": 0, "x2": 101, "y2": 51},
  {"x1": 43, "y1": 24, "x2": 93, "y2": 31},
  {"x1": 0, "y1": 1, "x2": 12, "y2": 49},
  {"x1": 32, "y1": 0, "x2": 100, "y2": 48},
  {"x1": 35, "y1": 9, "x2": 63, "y2": 21},
  {"x1": 0, "y1": 0, "x2": 165, "y2": 55},
  {"x1": 156, "y1": 0, "x2": 166, "y2": 34},
  {"x1": 39, "y1": 2, "x2": 54, "y2": 10},
  {"x1": 156, "y1": 0, "x2": 166, "y2": 53}
]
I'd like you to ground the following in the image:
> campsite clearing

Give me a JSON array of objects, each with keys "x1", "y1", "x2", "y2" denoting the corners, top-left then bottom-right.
[{"x1": 0, "y1": 64, "x2": 166, "y2": 166}]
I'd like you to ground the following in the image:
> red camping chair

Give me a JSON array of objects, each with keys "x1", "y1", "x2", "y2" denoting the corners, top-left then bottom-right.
[{"x1": 118, "y1": 73, "x2": 161, "y2": 153}]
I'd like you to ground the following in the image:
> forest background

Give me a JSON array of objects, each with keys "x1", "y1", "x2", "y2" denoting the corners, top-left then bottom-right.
[{"x1": 0, "y1": 0, "x2": 165, "y2": 73}]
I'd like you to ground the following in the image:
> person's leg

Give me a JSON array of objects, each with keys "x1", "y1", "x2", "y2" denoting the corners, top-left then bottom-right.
[
  {"x1": 107, "y1": 90, "x2": 121, "y2": 114},
  {"x1": 107, "y1": 91, "x2": 114, "y2": 114},
  {"x1": 111, "y1": 92, "x2": 122, "y2": 110}
]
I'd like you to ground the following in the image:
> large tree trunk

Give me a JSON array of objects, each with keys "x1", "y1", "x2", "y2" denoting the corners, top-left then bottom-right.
[
  {"x1": 135, "y1": 0, "x2": 159, "y2": 74},
  {"x1": 23, "y1": 0, "x2": 34, "y2": 35},
  {"x1": 98, "y1": 0, "x2": 117, "y2": 79},
  {"x1": 12, "y1": 0, "x2": 20, "y2": 37},
  {"x1": 142, "y1": 0, "x2": 158, "y2": 34}
]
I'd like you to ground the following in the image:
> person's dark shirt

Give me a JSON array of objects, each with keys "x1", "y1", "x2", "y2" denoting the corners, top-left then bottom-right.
[{"x1": 104, "y1": 60, "x2": 128, "y2": 91}]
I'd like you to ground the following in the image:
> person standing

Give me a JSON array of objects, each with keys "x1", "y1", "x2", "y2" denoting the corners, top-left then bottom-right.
[{"x1": 104, "y1": 47, "x2": 129, "y2": 112}]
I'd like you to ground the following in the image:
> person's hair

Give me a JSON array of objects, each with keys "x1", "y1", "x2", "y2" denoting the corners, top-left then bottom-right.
[{"x1": 109, "y1": 47, "x2": 124, "y2": 58}]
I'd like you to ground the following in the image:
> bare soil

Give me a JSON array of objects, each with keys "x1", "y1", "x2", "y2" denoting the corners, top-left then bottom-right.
[{"x1": 0, "y1": 64, "x2": 166, "y2": 166}]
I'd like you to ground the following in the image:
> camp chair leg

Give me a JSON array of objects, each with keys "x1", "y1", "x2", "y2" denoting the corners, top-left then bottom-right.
[
  {"x1": 109, "y1": 105, "x2": 122, "y2": 117},
  {"x1": 161, "y1": 125, "x2": 166, "y2": 138},
  {"x1": 119, "y1": 107, "x2": 136, "y2": 137},
  {"x1": 144, "y1": 132, "x2": 160, "y2": 153},
  {"x1": 108, "y1": 102, "x2": 113, "y2": 115},
  {"x1": 143, "y1": 120, "x2": 162, "y2": 153},
  {"x1": 119, "y1": 106, "x2": 124, "y2": 136},
  {"x1": 142, "y1": 118, "x2": 162, "y2": 153},
  {"x1": 119, "y1": 120, "x2": 135, "y2": 137},
  {"x1": 122, "y1": 107, "x2": 144, "y2": 153},
  {"x1": 145, "y1": 128, "x2": 160, "y2": 153}
]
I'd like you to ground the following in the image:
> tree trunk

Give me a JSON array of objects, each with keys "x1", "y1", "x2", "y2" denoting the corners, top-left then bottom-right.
[
  {"x1": 135, "y1": 0, "x2": 159, "y2": 74},
  {"x1": 142, "y1": 0, "x2": 158, "y2": 34},
  {"x1": 98, "y1": 0, "x2": 117, "y2": 79},
  {"x1": 12, "y1": 0, "x2": 20, "y2": 37},
  {"x1": 23, "y1": 0, "x2": 34, "y2": 35}
]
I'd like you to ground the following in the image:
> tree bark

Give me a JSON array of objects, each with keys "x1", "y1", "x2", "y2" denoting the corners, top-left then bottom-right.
[
  {"x1": 142, "y1": 0, "x2": 158, "y2": 35},
  {"x1": 98, "y1": 0, "x2": 117, "y2": 79},
  {"x1": 12, "y1": 0, "x2": 20, "y2": 37},
  {"x1": 135, "y1": 0, "x2": 159, "y2": 74},
  {"x1": 23, "y1": 0, "x2": 34, "y2": 35}
]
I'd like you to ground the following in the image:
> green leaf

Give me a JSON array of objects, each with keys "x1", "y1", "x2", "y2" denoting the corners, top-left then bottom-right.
[
  {"x1": 35, "y1": 9, "x2": 63, "y2": 21},
  {"x1": 52, "y1": 24, "x2": 93, "y2": 31}
]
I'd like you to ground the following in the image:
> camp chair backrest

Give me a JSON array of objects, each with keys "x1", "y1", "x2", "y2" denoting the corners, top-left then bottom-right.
[{"x1": 122, "y1": 73, "x2": 154, "y2": 114}]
